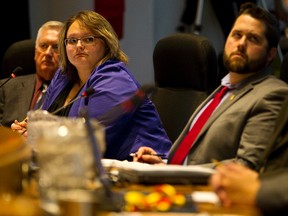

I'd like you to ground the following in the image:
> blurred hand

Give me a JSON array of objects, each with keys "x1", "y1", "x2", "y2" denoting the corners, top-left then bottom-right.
[
  {"x1": 209, "y1": 162, "x2": 260, "y2": 207},
  {"x1": 11, "y1": 120, "x2": 28, "y2": 138}
]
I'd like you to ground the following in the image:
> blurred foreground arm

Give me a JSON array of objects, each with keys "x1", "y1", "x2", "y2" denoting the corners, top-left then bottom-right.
[
  {"x1": 210, "y1": 162, "x2": 288, "y2": 214},
  {"x1": 209, "y1": 163, "x2": 259, "y2": 207}
]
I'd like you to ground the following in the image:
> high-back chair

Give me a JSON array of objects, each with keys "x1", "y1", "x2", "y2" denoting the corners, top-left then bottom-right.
[
  {"x1": 151, "y1": 33, "x2": 219, "y2": 142},
  {"x1": 1, "y1": 39, "x2": 36, "y2": 79},
  {"x1": 280, "y1": 51, "x2": 288, "y2": 84}
]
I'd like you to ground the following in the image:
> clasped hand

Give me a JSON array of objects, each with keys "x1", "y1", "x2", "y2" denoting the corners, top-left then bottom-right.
[
  {"x1": 209, "y1": 162, "x2": 260, "y2": 207},
  {"x1": 11, "y1": 120, "x2": 28, "y2": 138}
]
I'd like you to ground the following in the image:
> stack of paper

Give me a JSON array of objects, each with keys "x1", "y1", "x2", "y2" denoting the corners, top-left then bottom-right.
[{"x1": 102, "y1": 159, "x2": 214, "y2": 185}]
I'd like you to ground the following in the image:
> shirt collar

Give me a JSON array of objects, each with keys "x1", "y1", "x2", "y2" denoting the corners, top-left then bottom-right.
[{"x1": 221, "y1": 67, "x2": 272, "y2": 89}]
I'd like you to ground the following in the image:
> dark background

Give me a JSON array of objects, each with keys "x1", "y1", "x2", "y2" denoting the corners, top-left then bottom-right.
[{"x1": 1, "y1": 0, "x2": 30, "y2": 76}]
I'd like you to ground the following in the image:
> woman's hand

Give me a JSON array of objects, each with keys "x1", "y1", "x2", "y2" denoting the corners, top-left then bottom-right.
[
  {"x1": 11, "y1": 120, "x2": 28, "y2": 138},
  {"x1": 132, "y1": 146, "x2": 165, "y2": 164}
]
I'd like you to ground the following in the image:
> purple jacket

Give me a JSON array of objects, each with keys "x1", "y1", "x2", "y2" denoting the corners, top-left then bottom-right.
[{"x1": 42, "y1": 60, "x2": 172, "y2": 160}]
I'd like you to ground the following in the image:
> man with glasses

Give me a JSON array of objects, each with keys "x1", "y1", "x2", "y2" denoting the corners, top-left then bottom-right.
[{"x1": 0, "y1": 20, "x2": 64, "y2": 127}]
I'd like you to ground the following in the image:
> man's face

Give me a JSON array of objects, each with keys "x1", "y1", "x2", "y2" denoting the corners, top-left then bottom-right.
[
  {"x1": 34, "y1": 28, "x2": 60, "y2": 81},
  {"x1": 223, "y1": 14, "x2": 275, "y2": 74}
]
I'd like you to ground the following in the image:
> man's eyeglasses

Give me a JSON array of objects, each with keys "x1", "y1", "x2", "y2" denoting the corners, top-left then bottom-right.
[{"x1": 64, "y1": 35, "x2": 101, "y2": 46}]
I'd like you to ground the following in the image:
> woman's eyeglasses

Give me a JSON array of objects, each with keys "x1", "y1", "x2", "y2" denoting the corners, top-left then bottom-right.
[{"x1": 64, "y1": 35, "x2": 101, "y2": 46}]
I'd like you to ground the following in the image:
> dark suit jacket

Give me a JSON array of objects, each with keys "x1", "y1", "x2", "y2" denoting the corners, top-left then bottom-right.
[
  {"x1": 168, "y1": 70, "x2": 288, "y2": 170},
  {"x1": 0, "y1": 74, "x2": 35, "y2": 127}
]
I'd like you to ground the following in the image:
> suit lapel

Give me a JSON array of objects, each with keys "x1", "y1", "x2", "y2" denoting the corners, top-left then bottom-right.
[{"x1": 199, "y1": 84, "x2": 252, "y2": 137}]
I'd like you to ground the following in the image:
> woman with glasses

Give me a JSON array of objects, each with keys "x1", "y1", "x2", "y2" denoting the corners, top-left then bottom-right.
[{"x1": 12, "y1": 10, "x2": 172, "y2": 161}]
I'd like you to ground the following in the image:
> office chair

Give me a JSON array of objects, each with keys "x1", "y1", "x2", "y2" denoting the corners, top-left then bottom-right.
[
  {"x1": 151, "y1": 33, "x2": 218, "y2": 142},
  {"x1": 280, "y1": 51, "x2": 288, "y2": 84},
  {"x1": 1, "y1": 39, "x2": 36, "y2": 78}
]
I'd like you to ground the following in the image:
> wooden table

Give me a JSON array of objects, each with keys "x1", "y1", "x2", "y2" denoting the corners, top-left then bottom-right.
[
  {"x1": 0, "y1": 128, "x2": 260, "y2": 215},
  {"x1": 110, "y1": 184, "x2": 261, "y2": 216},
  {"x1": 0, "y1": 180, "x2": 260, "y2": 216}
]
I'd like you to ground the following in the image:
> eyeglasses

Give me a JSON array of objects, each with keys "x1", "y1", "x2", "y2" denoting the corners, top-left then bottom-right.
[
  {"x1": 64, "y1": 35, "x2": 101, "y2": 46},
  {"x1": 38, "y1": 43, "x2": 59, "y2": 53}
]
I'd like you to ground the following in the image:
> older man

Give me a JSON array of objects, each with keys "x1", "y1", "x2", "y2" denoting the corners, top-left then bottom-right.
[{"x1": 0, "y1": 20, "x2": 64, "y2": 127}]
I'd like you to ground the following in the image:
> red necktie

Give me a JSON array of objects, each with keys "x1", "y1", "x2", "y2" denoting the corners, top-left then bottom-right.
[
  {"x1": 169, "y1": 86, "x2": 229, "y2": 165},
  {"x1": 30, "y1": 83, "x2": 47, "y2": 110},
  {"x1": 34, "y1": 83, "x2": 48, "y2": 110}
]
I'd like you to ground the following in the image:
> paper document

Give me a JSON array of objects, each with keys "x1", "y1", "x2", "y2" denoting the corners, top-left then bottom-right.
[{"x1": 102, "y1": 159, "x2": 214, "y2": 185}]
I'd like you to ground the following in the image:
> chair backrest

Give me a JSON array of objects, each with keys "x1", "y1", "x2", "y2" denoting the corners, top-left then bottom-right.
[
  {"x1": 151, "y1": 33, "x2": 219, "y2": 142},
  {"x1": 1, "y1": 39, "x2": 36, "y2": 78},
  {"x1": 280, "y1": 51, "x2": 288, "y2": 84}
]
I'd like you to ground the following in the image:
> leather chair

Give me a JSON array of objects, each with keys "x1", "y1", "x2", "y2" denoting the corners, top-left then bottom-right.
[
  {"x1": 151, "y1": 33, "x2": 219, "y2": 142},
  {"x1": 280, "y1": 51, "x2": 288, "y2": 84},
  {"x1": 1, "y1": 39, "x2": 36, "y2": 78}
]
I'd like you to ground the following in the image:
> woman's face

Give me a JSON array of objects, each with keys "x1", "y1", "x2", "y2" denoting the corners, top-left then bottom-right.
[{"x1": 65, "y1": 20, "x2": 106, "y2": 72}]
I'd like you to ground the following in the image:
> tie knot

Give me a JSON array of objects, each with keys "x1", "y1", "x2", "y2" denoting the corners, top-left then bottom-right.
[
  {"x1": 215, "y1": 86, "x2": 229, "y2": 99},
  {"x1": 42, "y1": 83, "x2": 48, "y2": 91}
]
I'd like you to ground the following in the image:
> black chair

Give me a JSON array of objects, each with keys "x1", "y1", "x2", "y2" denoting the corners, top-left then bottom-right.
[
  {"x1": 151, "y1": 33, "x2": 219, "y2": 142},
  {"x1": 280, "y1": 51, "x2": 288, "y2": 84},
  {"x1": 1, "y1": 39, "x2": 36, "y2": 78}
]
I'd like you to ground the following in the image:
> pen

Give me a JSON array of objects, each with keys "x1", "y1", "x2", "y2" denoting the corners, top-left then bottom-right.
[{"x1": 129, "y1": 152, "x2": 166, "y2": 158}]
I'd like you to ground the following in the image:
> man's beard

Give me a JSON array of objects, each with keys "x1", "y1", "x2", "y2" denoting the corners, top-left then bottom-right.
[{"x1": 223, "y1": 51, "x2": 266, "y2": 74}]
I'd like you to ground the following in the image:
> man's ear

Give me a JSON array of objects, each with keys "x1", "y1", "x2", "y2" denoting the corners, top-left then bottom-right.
[{"x1": 267, "y1": 47, "x2": 277, "y2": 63}]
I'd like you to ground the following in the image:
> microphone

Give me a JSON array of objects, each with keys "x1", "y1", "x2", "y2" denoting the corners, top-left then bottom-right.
[
  {"x1": 97, "y1": 84, "x2": 156, "y2": 126},
  {"x1": 0, "y1": 66, "x2": 23, "y2": 88},
  {"x1": 80, "y1": 85, "x2": 155, "y2": 179},
  {"x1": 79, "y1": 107, "x2": 125, "y2": 211},
  {"x1": 22, "y1": 87, "x2": 95, "y2": 123},
  {"x1": 51, "y1": 87, "x2": 95, "y2": 115}
]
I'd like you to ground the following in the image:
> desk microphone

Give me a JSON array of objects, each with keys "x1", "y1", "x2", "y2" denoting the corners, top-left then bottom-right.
[
  {"x1": 51, "y1": 87, "x2": 95, "y2": 115},
  {"x1": 97, "y1": 84, "x2": 156, "y2": 126},
  {"x1": 0, "y1": 66, "x2": 23, "y2": 88},
  {"x1": 121, "y1": 84, "x2": 155, "y2": 112},
  {"x1": 80, "y1": 107, "x2": 125, "y2": 211},
  {"x1": 22, "y1": 87, "x2": 95, "y2": 124}
]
